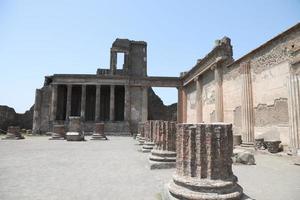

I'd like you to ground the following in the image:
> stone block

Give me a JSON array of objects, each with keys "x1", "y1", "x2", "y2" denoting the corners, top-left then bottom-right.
[
  {"x1": 91, "y1": 123, "x2": 108, "y2": 140},
  {"x1": 2, "y1": 126, "x2": 24, "y2": 140}
]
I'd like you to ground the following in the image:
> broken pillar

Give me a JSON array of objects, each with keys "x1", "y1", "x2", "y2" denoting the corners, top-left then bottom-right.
[
  {"x1": 149, "y1": 121, "x2": 176, "y2": 169},
  {"x1": 91, "y1": 123, "x2": 108, "y2": 140},
  {"x1": 2, "y1": 126, "x2": 24, "y2": 140},
  {"x1": 142, "y1": 120, "x2": 156, "y2": 152},
  {"x1": 50, "y1": 125, "x2": 65, "y2": 140},
  {"x1": 66, "y1": 116, "x2": 84, "y2": 141},
  {"x1": 165, "y1": 123, "x2": 243, "y2": 200},
  {"x1": 137, "y1": 122, "x2": 146, "y2": 145}
]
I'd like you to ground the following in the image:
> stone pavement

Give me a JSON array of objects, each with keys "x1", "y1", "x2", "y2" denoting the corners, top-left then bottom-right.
[{"x1": 0, "y1": 136, "x2": 299, "y2": 200}]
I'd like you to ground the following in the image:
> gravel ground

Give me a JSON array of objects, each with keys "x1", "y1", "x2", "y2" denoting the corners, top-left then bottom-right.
[{"x1": 0, "y1": 136, "x2": 299, "y2": 200}]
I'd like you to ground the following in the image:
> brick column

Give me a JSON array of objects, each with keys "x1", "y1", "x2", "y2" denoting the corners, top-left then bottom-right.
[
  {"x1": 95, "y1": 85, "x2": 101, "y2": 121},
  {"x1": 214, "y1": 64, "x2": 223, "y2": 122},
  {"x1": 65, "y1": 85, "x2": 72, "y2": 121},
  {"x1": 196, "y1": 76, "x2": 203, "y2": 123},
  {"x1": 241, "y1": 61, "x2": 255, "y2": 146},
  {"x1": 167, "y1": 123, "x2": 243, "y2": 200},
  {"x1": 142, "y1": 120, "x2": 156, "y2": 153},
  {"x1": 109, "y1": 85, "x2": 115, "y2": 121},
  {"x1": 149, "y1": 121, "x2": 177, "y2": 169},
  {"x1": 81, "y1": 85, "x2": 86, "y2": 121},
  {"x1": 50, "y1": 84, "x2": 58, "y2": 121},
  {"x1": 288, "y1": 70, "x2": 300, "y2": 155}
]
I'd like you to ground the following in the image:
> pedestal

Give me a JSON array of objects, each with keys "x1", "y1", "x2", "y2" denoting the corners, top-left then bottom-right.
[
  {"x1": 50, "y1": 125, "x2": 65, "y2": 140},
  {"x1": 66, "y1": 116, "x2": 84, "y2": 141},
  {"x1": 166, "y1": 123, "x2": 243, "y2": 200},
  {"x1": 91, "y1": 123, "x2": 107, "y2": 140},
  {"x1": 2, "y1": 126, "x2": 24, "y2": 140}
]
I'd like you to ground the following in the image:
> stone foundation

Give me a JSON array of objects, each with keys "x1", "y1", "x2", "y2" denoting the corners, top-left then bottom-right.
[
  {"x1": 149, "y1": 121, "x2": 177, "y2": 169},
  {"x1": 166, "y1": 123, "x2": 243, "y2": 200},
  {"x1": 49, "y1": 125, "x2": 65, "y2": 140},
  {"x1": 91, "y1": 123, "x2": 108, "y2": 140},
  {"x1": 66, "y1": 117, "x2": 84, "y2": 141},
  {"x1": 2, "y1": 126, "x2": 24, "y2": 140}
]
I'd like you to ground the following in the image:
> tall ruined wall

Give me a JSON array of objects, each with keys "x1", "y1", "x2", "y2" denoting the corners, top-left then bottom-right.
[{"x1": 223, "y1": 26, "x2": 300, "y2": 146}]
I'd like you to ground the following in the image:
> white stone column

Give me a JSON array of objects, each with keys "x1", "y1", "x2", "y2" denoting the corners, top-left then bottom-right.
[
  {"x1": 241, "y1": 61, "x2": 255, "y2": 146},
  {"x1": 109, "y1": 85, "x2": 115, "y2": 121},
  {"x1": 65, "y1": 84, "x2": 72, "y2": 121},
  {"x1": 124, "y1": 85, "x2": 131, "y2": 121},
  {"x1": 195, "y1": 76, "x2": 203, "y2": 123},
  {"x1": 81, "y1": 85, "x2": 86, "y2": 121},
  {"x1": 214, "y1": 64, "x2": 223, "y2": 122},
  {"x1": 50, "y1": 84, "x2": 58, "y2": 121},
  {"x1": 95, "y1": 85, "x2": 101, "y2": 121},
  {"x1": 141, "y1": 86, "x2": 148, "y2": 122},
  {"x1": 288, "y1": 70, "x2": 300, "y2": 155}
]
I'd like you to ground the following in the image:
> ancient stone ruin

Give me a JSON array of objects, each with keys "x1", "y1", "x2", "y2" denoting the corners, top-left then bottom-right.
[
  {"x1": 2, "y1": 126, "x2": 25, "y2": 140},
  {"x1": 142, "y1": 120, "x2": 156, "y2": 153},
  {"x1": 66, "y1": 116, "x2": 84, "y2": 141},
  {"x1": 166, "y1": 123, "x2": 243, "y2": 200},
  {"x1": 49, "y1": 124, "x2": 65, "y2": 140},
  {"x1": 149, "y1": 121, "x2": 177, "y2": 169},
  {"x1": 91, "y1": 123, "x2": 108, "y2": 140},
  {"x1": 136, "y1": 122, "x2": 146, "y2": 145}
]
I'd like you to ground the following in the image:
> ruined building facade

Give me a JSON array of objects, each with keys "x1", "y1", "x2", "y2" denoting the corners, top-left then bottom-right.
[
  {"x1": 178, "y1": 23, "x2": 300, "y2": 154},
  {"x1": 32, "y1": 39, "x2": 179, "y2": 135}
]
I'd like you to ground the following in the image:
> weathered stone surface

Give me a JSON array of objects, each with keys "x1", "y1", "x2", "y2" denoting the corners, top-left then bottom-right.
[
  {"x1": 149, "y1": 121, "x2": 177, "y2": 169},
  {"x1": 264, "y1": 140, "x2": 281, "y2": 153},
  {"x1": 2, "y1": 126, "x2": 25, "y2": 140},
  {"x1": 49, "y1": 125, "x2": 65, "y2": 140},
  {"x1": 91, "y1": 123, "x2": 107, "y2": 140},
  {"x1": 66, "y1": 117, "x2": 84, "y2": 141},
  {"x1": 254, "y1": 138, "x2": 265, "y2": 150},
  {"x1": 233, "y1": 149, "x2": 256, "y2": 165},
  {"x1": 233, "y1": 135, "x2": 242, "y2": 146},
  {"x1": 166, "y1": 123, "x2": 243, "y2": 200}
]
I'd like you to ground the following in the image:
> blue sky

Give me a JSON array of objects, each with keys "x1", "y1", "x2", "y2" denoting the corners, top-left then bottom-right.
[{"x1": 0, "y1": 0, "x2": 299, "y2": 113}]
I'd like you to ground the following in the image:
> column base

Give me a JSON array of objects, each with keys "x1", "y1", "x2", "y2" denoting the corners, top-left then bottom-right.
[
  {"x1": 167, "y1": 174, "x2": 243, "y2": 200},
  {"x1": 142, "y1": 141, "x2": 155, "y2": 153},
  {"x1": 138, "y1": 137, "x2": 146, "y2": 145},
  {"x1": 241, "y1": 142, "x2": 254, "y2": 148},
  {"x1": 90, "y1": 133, "x2": 108, "y2": 140},
  {"x1": 149, "y1": 150, "x2": 176, "y2": 170},
  {"x1": 2, "y1": 133, "x2": 25, "y2": 140},
  {"x1": 66, "y1": 132, "x2": 85, "y2": 141},
  {"x1": 49, "y1": 132, "x2": 65, "y2": 140}
]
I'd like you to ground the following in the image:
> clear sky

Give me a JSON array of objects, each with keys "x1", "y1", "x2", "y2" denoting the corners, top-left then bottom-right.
[{"x1": 0, "y1": 0, "x2": 299, "y2": 113}]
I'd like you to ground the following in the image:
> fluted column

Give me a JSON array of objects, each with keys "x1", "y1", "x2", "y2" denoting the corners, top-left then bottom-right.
[
  {"x1": 241, "y1": 61, "x2": 254, "y2": 146},
  {"x1": 195, "y1": 76, "x2": 203, "y2": 123},
  {"x1": 50, "y1": 84, "x2": 58, "y2": 121},
  {"x1": 141, "y1": 86, "x2": 148, "y2": 122},
  {"x1": 95, "y1": 85, "x2": 101, "y2": 121},
  {"x1": 288, "y1": 70, "x2": 300, "y2": 155},
  {"x1": 214, "y1": 64, "x2": 223, "y2": 122},
  {"x1": 124, "y1": 85, "x2": 131, "y2": 121},
  {"x1": 168, "y1": 123, "x2": 243, "y2": 200},
  {"x1": 109, "y1": 85, "x2": 115, "y2": 121},
  {"x1": 65, "y1": 85, "x2": 72, "y2": 121},
  {"x1": 81, "y1": 85, "x2": 86, "y2": 121},
  {"x1": 182, "y1": 87, "x2": 187, "y2": 123}
]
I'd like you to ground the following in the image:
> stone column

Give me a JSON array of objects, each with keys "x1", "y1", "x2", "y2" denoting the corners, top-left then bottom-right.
[
  {"x1": 167, "y1": 123, "x2": 243, "y2": 200},
  {"x1": 50, "y1": 84, "x2": 58, "y2": 121},
  {"x1": 241, "y1": 61, "x2": 255, "y2": 146},
  {"x1": 177, "y1": 87, "x2": 183, "y2": 123},
  {"x1": 142, "y1": 120, "x2": 156, "y2": 153},
  {"x1": 214, "y1": 64, "x2": 223, "y2": 122},
  {"x1": 124, "y1": 85, "x2": 131, "y2": 121},
  {"x1": 65, "y1": 84, "x2": 72, "y2": 121},
  {"x1": 141, "y1": 87, "x2": 148, "y2": 122},
  {"x1": 181, "y1": 87, "x2": 187, "y2": 123},
  {"x1": 196, "y1": 76, "x2": 203, "y2": 123},
  {"x1": 33, "y1": 89, "x2": 42, "y2": 134},
  {"x1": 149, "y1": 121, "x2": 177, "y2": 169},
  {"x1": 109, "y1": 85, "x2": 115, "y2": 121},
  {"x1": 95, "y1": 85, "x2": 101, "y2": 121},
  {"x1": 81, "y1": 85, "x2": 86, "y2": 121},
  {"x1": 288, "y1": 70, "x2": 300, "y2": 155}
]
